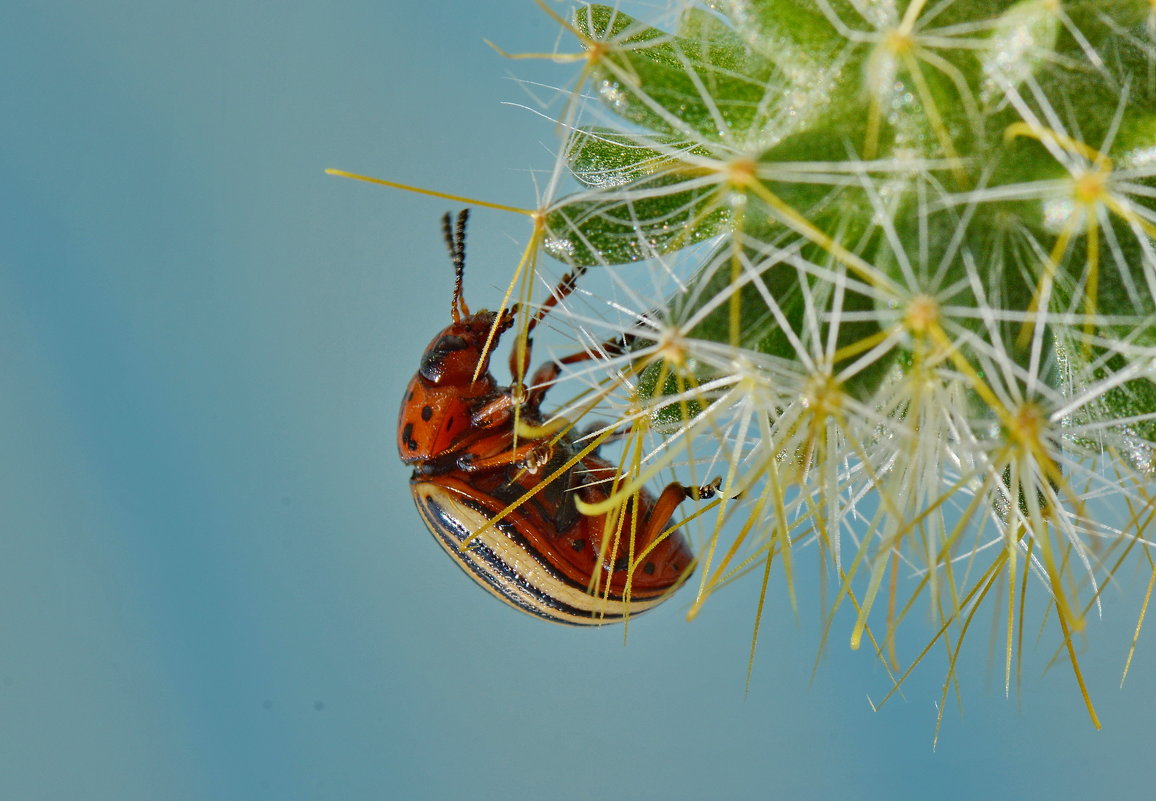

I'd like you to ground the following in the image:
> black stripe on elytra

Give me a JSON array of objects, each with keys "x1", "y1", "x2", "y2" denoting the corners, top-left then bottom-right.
[
  {"x1": 420, "y1": 496, "x2": 612, "y2": 624},
  {"x1": 447, "y1": 490, "x2": 661, "y2": 603},
  {"x1": 417, "y1": 493, "x2": 635, "y2": 623}
]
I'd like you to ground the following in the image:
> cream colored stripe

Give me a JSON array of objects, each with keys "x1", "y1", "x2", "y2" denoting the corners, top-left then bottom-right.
[{"x1": 414, "y1": 482, "x2": 665, "y2": 624}]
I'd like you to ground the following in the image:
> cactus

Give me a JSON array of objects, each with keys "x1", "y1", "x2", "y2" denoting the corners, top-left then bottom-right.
[{"x1": 527, "y1": 0, "x2": 1156, "y2": 733}]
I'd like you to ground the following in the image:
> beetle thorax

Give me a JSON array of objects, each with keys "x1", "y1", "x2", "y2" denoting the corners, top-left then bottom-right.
[
  {"x1": 418, "y1": 310, "x2": 505, "y2": 386},
  {"x1": 397, "y1": 310, "x2": 509, "y2": 464}
]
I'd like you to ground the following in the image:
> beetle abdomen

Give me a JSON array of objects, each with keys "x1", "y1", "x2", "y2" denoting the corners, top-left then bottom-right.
[{"x1": 412, "y1": 480, "x2": 678, "y2": 625}]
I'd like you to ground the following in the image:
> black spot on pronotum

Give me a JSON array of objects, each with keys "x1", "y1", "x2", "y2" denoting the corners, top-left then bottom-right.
[
  {"x1": 421, "y1": 405, "x2": 433, "y2": 421},
  {"x1": 420, "y1": 335, "x2": 470, "y2": 381},
  {"x1": 435, "y1": 334, "x2": 469, "y2": 353}
]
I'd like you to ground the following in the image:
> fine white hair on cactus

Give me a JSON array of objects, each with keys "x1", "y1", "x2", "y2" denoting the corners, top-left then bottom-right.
[
  {"x1": 508, "y1": 0, "x2": 1156, "y2": 734},
  {"x1": 341, "y1": 0, "x2": 1152, "y2": 740}
]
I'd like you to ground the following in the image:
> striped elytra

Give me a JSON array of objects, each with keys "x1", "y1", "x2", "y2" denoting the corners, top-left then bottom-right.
[
  {"x1": 411, "y1": 452, "x2": 697, "y2": 625},
  {"x1": 399, "y1": 210, "x2": 710, "y2": 625}
]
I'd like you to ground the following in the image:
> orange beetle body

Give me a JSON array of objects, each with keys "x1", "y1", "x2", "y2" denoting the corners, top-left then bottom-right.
[
  {"x1": 397, "y1": 309, "x2": 505, "y2": 465},
  {"x1": 398, "y1": 211, "x2": 706, "y2": 625}
]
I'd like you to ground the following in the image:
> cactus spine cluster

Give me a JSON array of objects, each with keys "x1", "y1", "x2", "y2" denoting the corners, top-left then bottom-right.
[{"x1": 529, "y1": 1, "x2": 1156, "y2": 730}]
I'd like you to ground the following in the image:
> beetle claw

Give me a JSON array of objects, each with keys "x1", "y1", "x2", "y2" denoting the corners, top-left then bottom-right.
[
  {"x1": 688, "y1": 477, "x2": 723, "y2": 501},
  {"x1": 521, "y1": 442, "x2": 553, "y2": 473}
]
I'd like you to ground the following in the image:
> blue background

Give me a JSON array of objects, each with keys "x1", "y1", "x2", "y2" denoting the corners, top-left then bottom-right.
[{"x1": 3, "y1": 1, "x2": 1155, "y2": 799}]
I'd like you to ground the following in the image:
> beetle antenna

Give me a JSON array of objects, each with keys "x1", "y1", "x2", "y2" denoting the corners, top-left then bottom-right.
[{"x1": 442, "y1": 210, "x2": 471, "y2": 322}]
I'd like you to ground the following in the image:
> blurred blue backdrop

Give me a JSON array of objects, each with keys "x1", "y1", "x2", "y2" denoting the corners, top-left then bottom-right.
[{"x1": 3, "y1": 1, "x2": 1155, "y2": 799}]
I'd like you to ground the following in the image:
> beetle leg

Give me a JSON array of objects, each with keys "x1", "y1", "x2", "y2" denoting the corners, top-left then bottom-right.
[
  {"x1": 457, "y1": 437, "x2": 553, "y2": 473},
  {"x1": 525, "y1": 333, "x2": 631, "y2": 411},
  {"x1": 510, "y1": 264, "x2": 592, "y2": 381},
  {"x1": 639, "y1": 477, "x2": 722, "y2": 542},
  {"x1": 471, "y1": 393, "x2": 515, "y2": 426}
]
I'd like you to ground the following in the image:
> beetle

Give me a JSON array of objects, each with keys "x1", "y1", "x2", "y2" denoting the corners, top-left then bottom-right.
[{"x1": 398, "y1": 210, "x2": 716, "y2": 625}]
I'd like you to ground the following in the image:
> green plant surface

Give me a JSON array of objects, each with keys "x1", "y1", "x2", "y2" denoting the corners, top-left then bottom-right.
[{"x1": 535, "y1": 0, "x2": 1156, "y2": 740}]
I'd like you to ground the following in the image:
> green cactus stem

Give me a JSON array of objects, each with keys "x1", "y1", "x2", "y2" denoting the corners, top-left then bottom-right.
[{"x1": 535, "y1": 0, "x2": 1156, "y2": 733}]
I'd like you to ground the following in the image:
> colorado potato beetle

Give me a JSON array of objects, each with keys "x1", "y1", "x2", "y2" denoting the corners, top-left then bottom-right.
[{"x1": 399, "y1": 210, "x2": 714, "y2": 625}]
